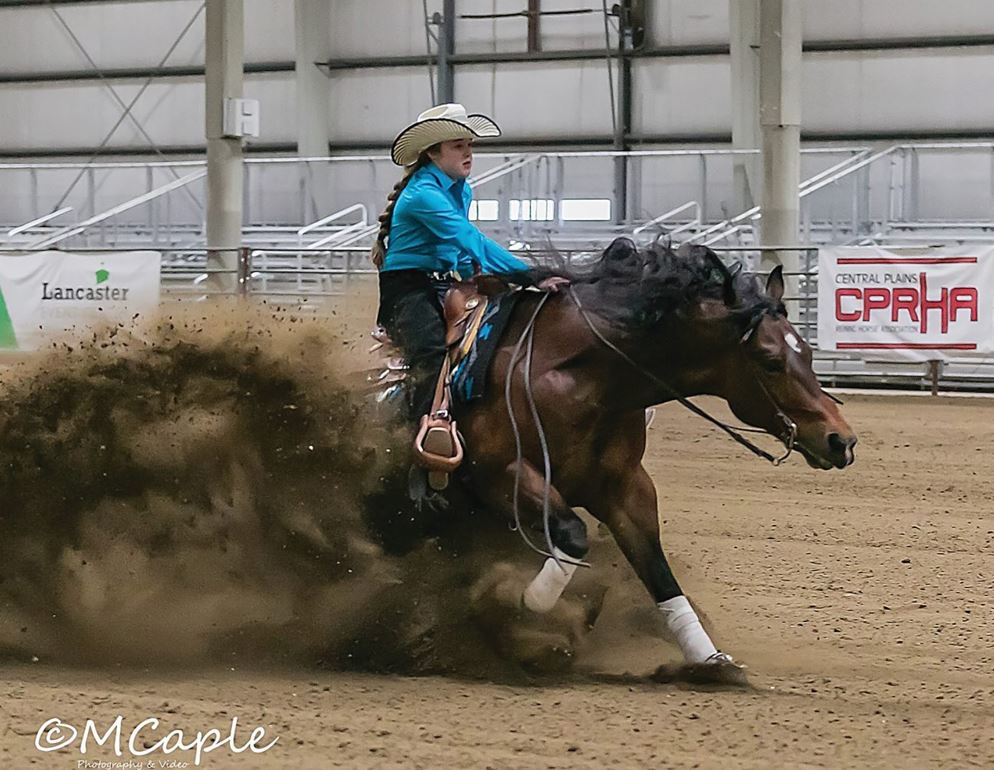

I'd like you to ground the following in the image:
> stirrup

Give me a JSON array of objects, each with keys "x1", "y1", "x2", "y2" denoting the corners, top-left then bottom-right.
[{"x1": 414, "y1": 414, "x2": 464, "y2": 491}]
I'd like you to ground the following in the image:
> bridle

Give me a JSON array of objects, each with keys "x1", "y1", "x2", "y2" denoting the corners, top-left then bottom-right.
[
  {"x1": 567, "y1": 286, "x2": 800, "y2": 466},
  {"x1": 736, "y1": 319, "x2": 798, "y2": 465}
]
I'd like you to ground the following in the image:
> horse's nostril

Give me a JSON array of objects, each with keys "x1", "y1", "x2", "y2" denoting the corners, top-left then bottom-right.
[{"x1": 827, "y1": 433, "x2": 847, "y2": 453}]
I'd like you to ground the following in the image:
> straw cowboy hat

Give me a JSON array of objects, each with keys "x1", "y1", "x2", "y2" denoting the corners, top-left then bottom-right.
[{"x1": 391, "y1": 103, "x2": 501, "y2": 166}]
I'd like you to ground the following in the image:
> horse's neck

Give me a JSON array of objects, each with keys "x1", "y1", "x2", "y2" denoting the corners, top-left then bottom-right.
[
  {"x1": 572, "y1": 305, "x2": 723, "y2": 410},
  {"x1": 554, "y1": 309, "x2": 672, "y2": 411}
]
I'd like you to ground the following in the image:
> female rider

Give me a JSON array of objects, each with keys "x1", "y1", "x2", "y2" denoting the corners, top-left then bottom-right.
[{"x1": 371, "y1": 103, "x2": 567, "y2": 425}]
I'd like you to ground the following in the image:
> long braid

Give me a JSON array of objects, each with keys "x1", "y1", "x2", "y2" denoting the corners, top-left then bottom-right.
[{"x1": 370, "y1": 153, "x2": 431, "y2": 268}]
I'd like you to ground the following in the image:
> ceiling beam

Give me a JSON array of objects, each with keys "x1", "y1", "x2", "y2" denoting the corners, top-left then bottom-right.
[
  {"x1": 4, "y1": 128, "x2": 994, "y2": 160},
  {"x1": 0, "y1": 0, "x2": 162, "y2": 6},
  {"x1": 0, "y1": 62, "x2": 292, "y2": 84},
  {"x1": 2, "y1": 33, "x2": 992, "y2": 85}
]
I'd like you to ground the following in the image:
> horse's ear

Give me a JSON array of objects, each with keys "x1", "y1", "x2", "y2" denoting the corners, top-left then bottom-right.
[
  {"x1": 603, "y1": 237, "x2": 637, "y2": 262},
  {"x1": 702, "y1": 248, "x2": 736, "y2": 305},
  {"x1": 766, "y1": 265, "x2": 785, "y2": 303}
]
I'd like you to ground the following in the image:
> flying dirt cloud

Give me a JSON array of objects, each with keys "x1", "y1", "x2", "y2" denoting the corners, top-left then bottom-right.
[{"x1": 0, "y1": 304, "x2": 655, "y2": 678}]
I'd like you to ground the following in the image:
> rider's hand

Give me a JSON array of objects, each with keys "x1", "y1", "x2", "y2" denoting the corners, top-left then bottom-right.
[{"x1": 536, "y1": 276, "x2": 571, "y2": 293}]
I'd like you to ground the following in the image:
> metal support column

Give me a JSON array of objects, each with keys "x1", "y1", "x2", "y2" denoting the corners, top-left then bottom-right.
[
  {"x1": 613, "y1": 0, "x2": 635, "y2": 225},
  {"x1": 437, "y1": 0, "x2": 456, "y2": 104},
  {"x1": 527, "y1": 0, "x2": 541, "y2": 52},
  {"x1": 295, "y1": 0, "x2": 332, "y2": 221},
  {"x1": 205, "y1": 0, "x2": 244, "y2": 295},
  {"x1": 295, "y1": 0, "x2": 331, "y2": 156},
  {"x1": 730, "y1": 0, "x2": 761, "y2": 212},
  {"x1": 759, "y1": 0, "x2": 801, "y2": 311}
]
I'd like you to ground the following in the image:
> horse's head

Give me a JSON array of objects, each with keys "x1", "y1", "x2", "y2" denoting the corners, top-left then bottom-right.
[
  {"x1": 577, "y1": 239, "x2": 856, "y2": 469},
  {"x1": 704, "y1": 256, "x2": 857, "y2": 470}
]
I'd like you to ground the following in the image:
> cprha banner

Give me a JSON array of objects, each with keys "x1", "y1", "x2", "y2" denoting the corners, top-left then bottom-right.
[
  {"x1": 817, "y1": 246, "x2": 994, "y2": 361},
  {"x1": 0, "y1": 250, "x2": 161, "y2": 351}
]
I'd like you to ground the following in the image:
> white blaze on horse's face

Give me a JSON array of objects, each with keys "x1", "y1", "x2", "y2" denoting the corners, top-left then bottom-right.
[{"x1": 784, "y1": 331, "x2": 803, "y2": 354}]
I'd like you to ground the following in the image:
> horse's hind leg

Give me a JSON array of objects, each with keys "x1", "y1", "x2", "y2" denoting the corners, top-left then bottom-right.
[
  {"x1": 476, "y1": 459, "x2": 588, "y2": 613},
  {"x1": 589, "y1": 464, "x2": 733, "y2": 666}
]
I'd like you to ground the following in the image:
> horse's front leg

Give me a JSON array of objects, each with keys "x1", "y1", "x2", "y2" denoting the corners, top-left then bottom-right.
[{"x1": 588, "y1": 464, "x2": 732, "y2": 666}]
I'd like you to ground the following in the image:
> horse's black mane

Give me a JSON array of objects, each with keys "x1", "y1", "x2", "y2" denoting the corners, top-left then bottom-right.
[{"x1": 562, "y1": 238, "x2": 781, "y2": 331}]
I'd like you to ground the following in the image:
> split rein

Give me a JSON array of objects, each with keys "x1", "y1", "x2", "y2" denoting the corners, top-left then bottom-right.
[
  {"x1": 502, "y1": 284, "x2": 805, "y2": 570},
  {"x1": 504, "y1": 291, "x2": 577, "y2": 567},
  {"x1": 567, "y1": 285, "x2": 799, "y2": 466}
]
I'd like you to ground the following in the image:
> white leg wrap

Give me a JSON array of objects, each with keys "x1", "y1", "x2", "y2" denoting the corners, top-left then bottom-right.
[
  {"x1": 657, "y1": 595, "x2": 718, "y2": 664},
  {"x1": 522, "y1": 548, "x2": 579, "y2": 613}
]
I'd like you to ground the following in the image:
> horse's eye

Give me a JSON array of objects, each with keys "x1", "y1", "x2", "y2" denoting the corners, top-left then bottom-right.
[{"x1": 760, "y1": 357, "x2": 786, "y2": 373}]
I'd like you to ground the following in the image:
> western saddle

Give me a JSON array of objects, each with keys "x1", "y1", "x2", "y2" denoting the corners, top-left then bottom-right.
[{"x1": 370, "y1": 276, "x2": 503, "y2": 491}]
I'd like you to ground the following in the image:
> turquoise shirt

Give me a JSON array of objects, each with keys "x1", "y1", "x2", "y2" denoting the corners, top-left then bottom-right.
[{"x1": 381, "y1": 162, "x2": 530, "y2": 277}]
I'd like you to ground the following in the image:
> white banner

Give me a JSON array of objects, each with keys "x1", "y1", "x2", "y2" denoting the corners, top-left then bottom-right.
[
  {"x1": 818, "y1": 246, "x2": 994, "y2": 361},
  {"x1": 0, "y1": 250, "x2": 161, "y2": 351}
]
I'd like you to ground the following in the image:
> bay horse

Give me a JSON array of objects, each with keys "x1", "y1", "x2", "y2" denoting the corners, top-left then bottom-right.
[{"x1": 450, "y1": 240, "x2": 857, "y2": 671}]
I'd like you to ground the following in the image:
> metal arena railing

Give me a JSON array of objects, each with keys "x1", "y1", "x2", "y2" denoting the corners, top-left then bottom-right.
[
  {"x1": 181, "y1": 245, "x2": 994, "y2": 393},
  {"x1": 0, "y1": 243, "x2": 990, "y2": 392},
  {"x1": 7, "y1": 142, "x2": 994, "y2": 256}
]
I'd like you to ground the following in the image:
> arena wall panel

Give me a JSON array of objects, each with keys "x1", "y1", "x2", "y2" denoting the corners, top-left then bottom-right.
[
  {"x1": 325, "y1": 67, "x2": 434, "y2": 143},
  {"x1": 0, "y1": 73, "x2": 296, "y2": 151},
  {"x1": 326, "y1": 0, "x2": 431, "y2": 59},
  {"x1": 631, "y1": 57, "x2": 730, "y2": 137},
  {"x1": 645, "y1": 0, "x2": 729, "y2": 46},
  {"x1": 0, "y1": 0, "x2": 293, "y2": 74},
  {"x1": 802, "y1": 0, "x2": 994, "y2": 41},
  {"x1": 455, "y1": 62, "x2": 614, "y2": 139},
  {"x1": 803, "y1": 50, "x2": 994, "y2": 134},
  {"x1": 646, "y1": 0, "x2": 994, "y2": 46}
]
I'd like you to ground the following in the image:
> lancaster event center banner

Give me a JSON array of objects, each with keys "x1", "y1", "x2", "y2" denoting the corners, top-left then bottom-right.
[
  {"x1": 0, "y1": 250, "x2": 161, "y2": 351},
  {"x1": 817, "y1": 246, "x2": 994, "y2": 361}
]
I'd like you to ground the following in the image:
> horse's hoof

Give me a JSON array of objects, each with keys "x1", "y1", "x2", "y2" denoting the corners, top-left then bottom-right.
[
  {"x1": 504, "y1": 627, "x2": 576, "y2": 674},
  {"x1": 521, "y1": 643, "x2": 575, "y2": 675},
  {"x1": 650, "y1": 653, "x2": 749, "y2": 687},
  {"x1": 705, "y1": 651, "x2": 741, "y2": 667}
]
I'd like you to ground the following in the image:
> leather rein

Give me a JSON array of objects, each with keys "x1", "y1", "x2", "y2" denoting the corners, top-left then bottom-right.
[
  {"x1": 566, "y1": 285, "x2": 799, "y2": 466},
  {"x1": 501, "y1": 282, "x2": 823, "y2": 570}
]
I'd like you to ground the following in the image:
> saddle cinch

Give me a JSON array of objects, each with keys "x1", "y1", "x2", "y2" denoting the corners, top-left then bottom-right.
[{"x1": 370, "y1": 276, "x2": 507, "y2": 491}]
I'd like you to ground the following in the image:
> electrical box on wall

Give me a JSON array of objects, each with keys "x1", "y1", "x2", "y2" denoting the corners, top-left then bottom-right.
[{"x1": 222, "y1": 98, "x2": 260, "y2": 138}]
